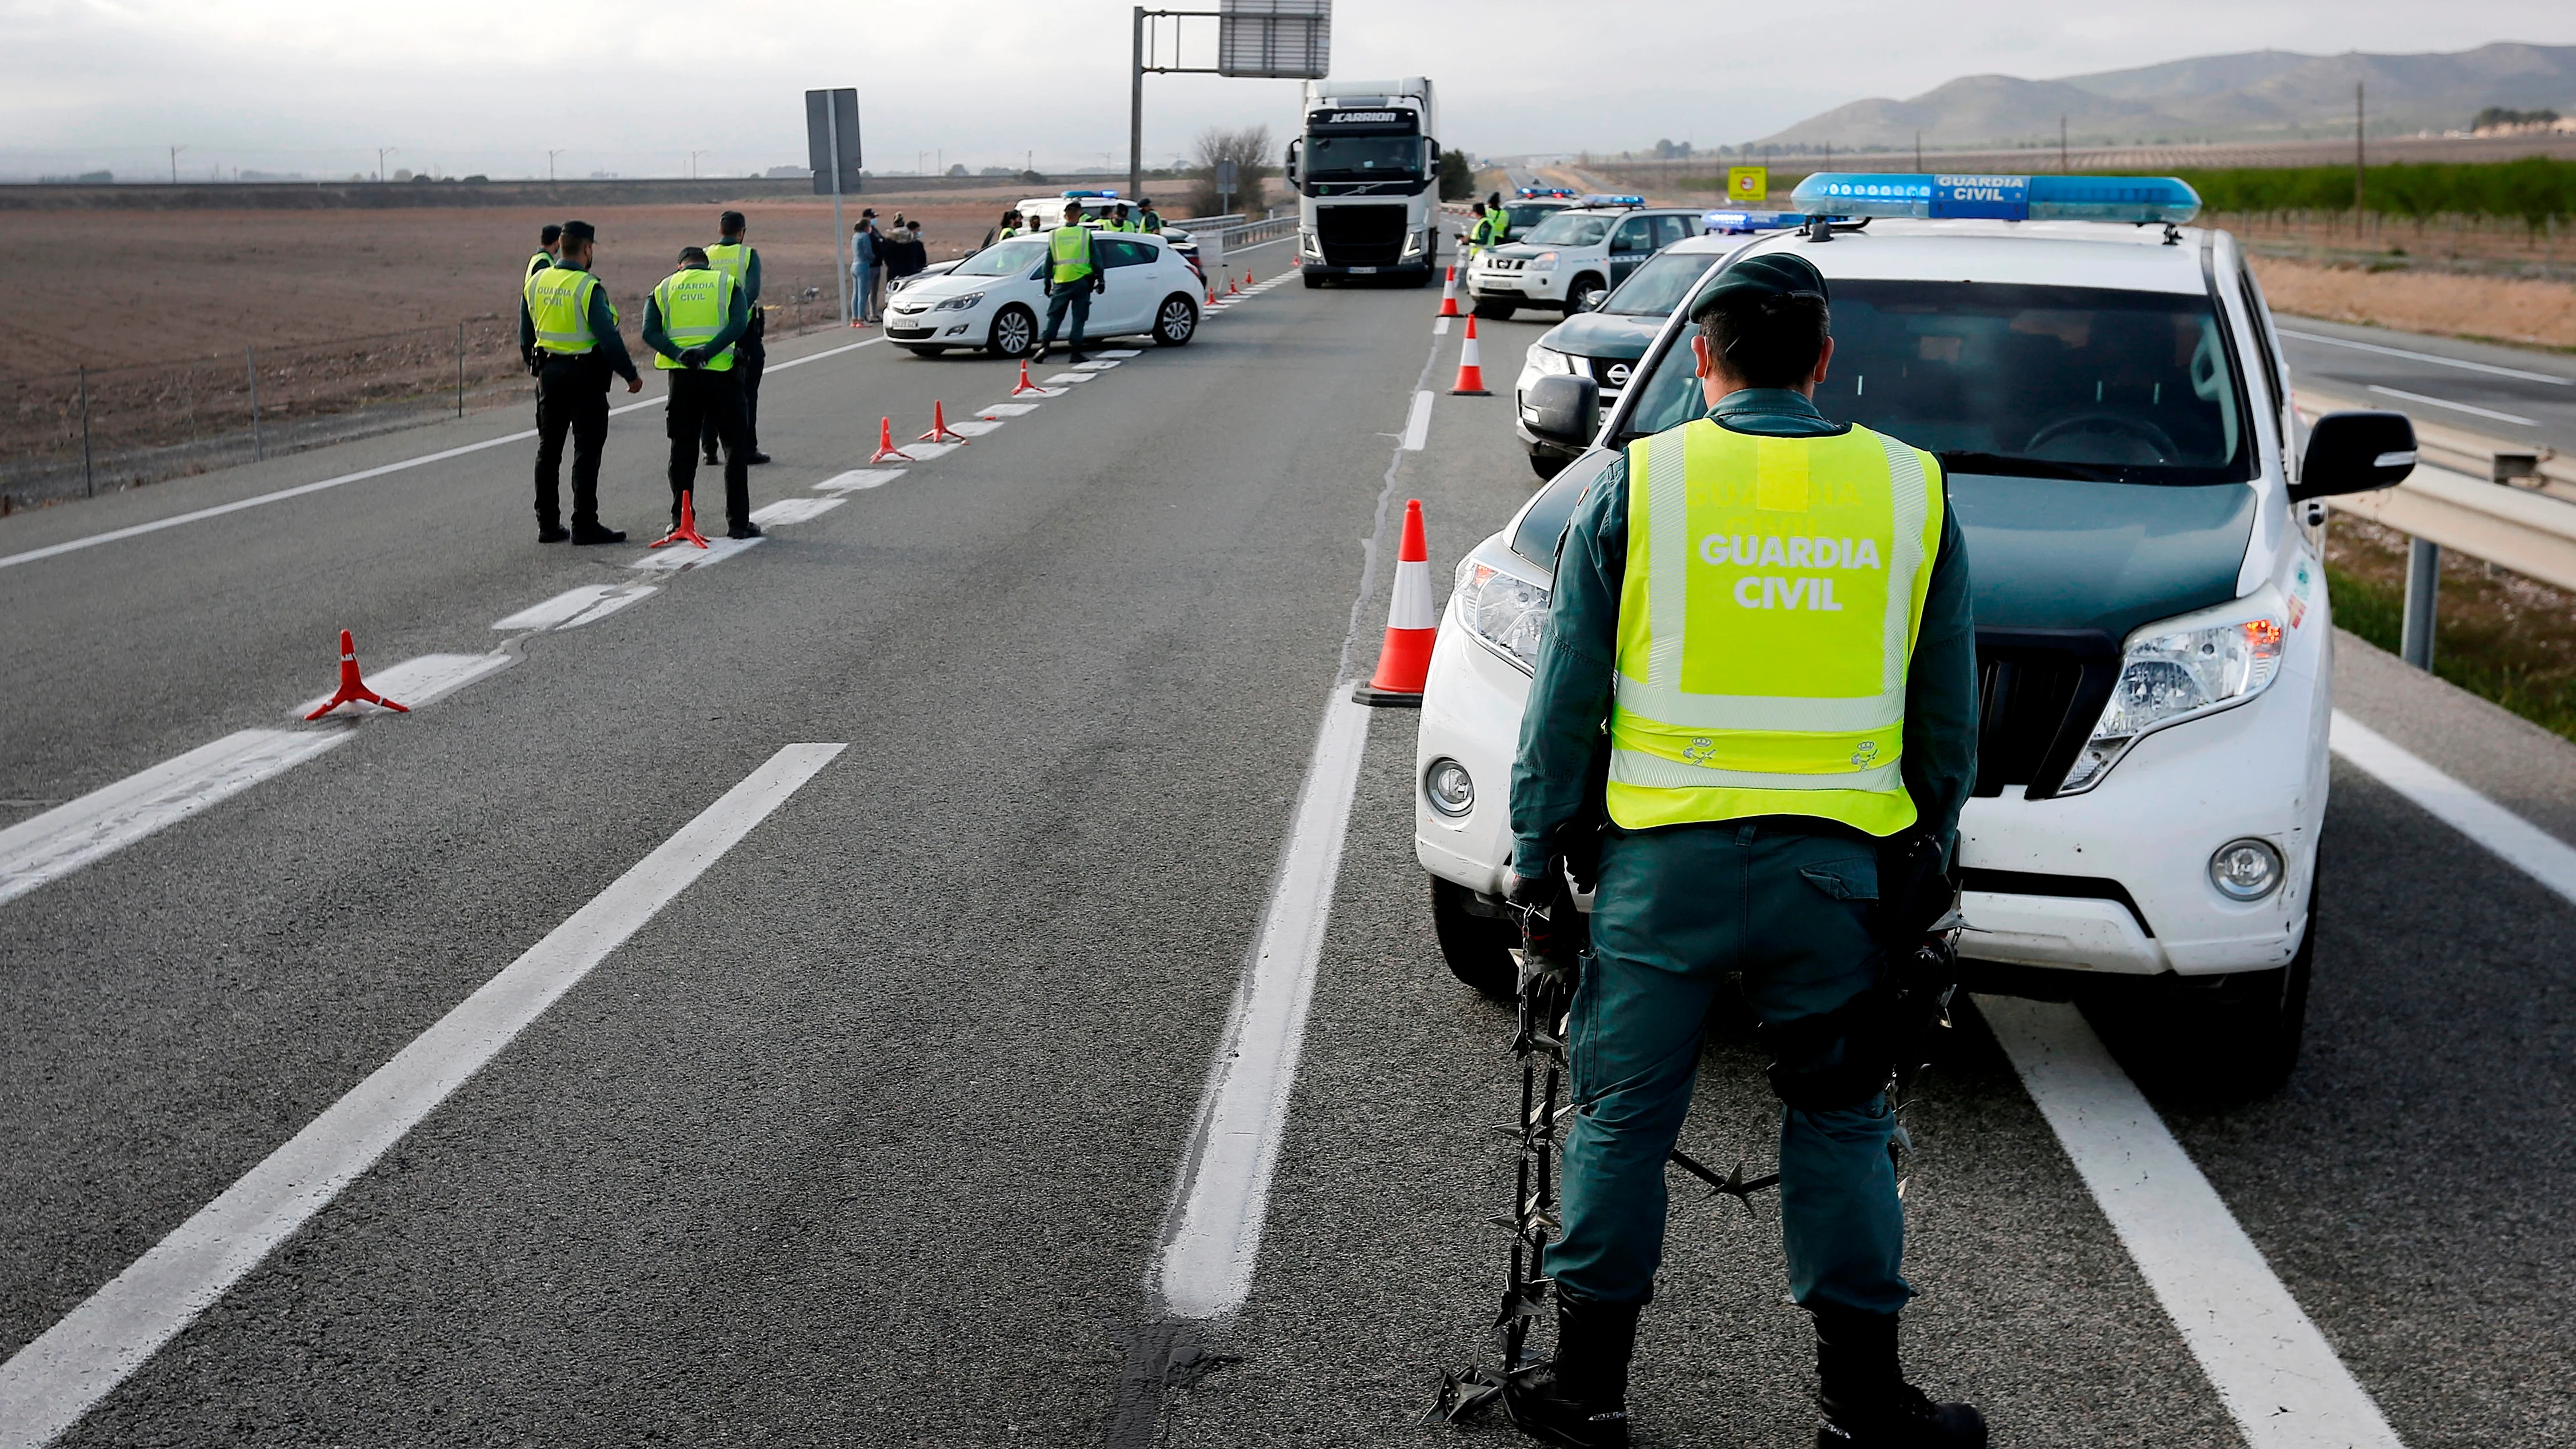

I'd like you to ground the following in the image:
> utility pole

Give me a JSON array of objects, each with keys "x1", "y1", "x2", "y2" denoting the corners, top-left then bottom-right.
[
  {"x1": 376, "y1": 146, "x2": 397, "y2": 182},
  {"x1": 547, "y1": 149, "x2": 563, "y2": 182},
  {"x1": 690, "y1": 149, "x2": 707, "y2": 179},
  {"x1": 2354, "y1": 81, "x2": 2367, "y2": 222},
  {"x1": 1129, "y1": 5, "x2": 1146, "y2": 201},
  {"x1": 169, "y1": 145, "x2": 185, "y2": 184},
  {"x1": 1913, "y1": 130, "x2": 1921, "y2": 171},
  {"x1": 2059, "y1": 114, "x2": 2069, "y2": 172}
]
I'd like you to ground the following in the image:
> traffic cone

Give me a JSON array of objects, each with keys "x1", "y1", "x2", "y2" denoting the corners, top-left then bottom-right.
[
  {"x1": 303, "y1": 629, "x2": 408, "y2": 719},
  {"x1": 1437, "y1": 266, "x2": 1461, "y2": 317},
  {"x1": 1011, "y1": 357, "x2": 1045, "y2": 397},
  {"x1": 870, "y1": 417, "x2": 913, "y2": 464},
  {"x1": 1207, "y1": 281, "x2": 1219, "y2": 306},
  {"x1": 1450, "y1": 315, "x2": 1491, "y2": 396},
  {"x1": 918, "y1": 401, "x2": 968, "y2": 444},
  {"x1": 651, "y1": 490, "x2": 710, "y2": 550},
  {"x1": 1245, "y1": 269, "x2": 1257, "y2": 286},
  {"x1": 1353, "y1": 501, "x2": 1438, "y2": 707},
  {"x1": 1227, "y1": 275, "x2": 1240, "y2": 295}
]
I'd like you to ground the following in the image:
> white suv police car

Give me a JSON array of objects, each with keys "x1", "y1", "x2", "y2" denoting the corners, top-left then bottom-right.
[
  {"x1": 1466, "y1": 198, "x2": 1704, "y2": 319},
  {"x1": 1417, "y1": 174, "x2": 2418, "y2": 1098}
]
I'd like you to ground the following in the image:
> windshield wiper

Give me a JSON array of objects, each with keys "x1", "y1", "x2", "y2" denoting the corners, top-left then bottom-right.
[{"x1": 1935, "y1": 451, "x2": 2126, "y2": 483}]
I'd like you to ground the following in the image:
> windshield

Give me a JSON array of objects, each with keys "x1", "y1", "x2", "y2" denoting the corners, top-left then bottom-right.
[
  {"x1": 954, "y1": 237, "x2": 1050, "y2": 277},
  {"x1": 1506, "y1": 203, "x2": 1562, "y2": 229},
  {"x1": 1522, "y1": 213, "x2": 1613, "y2": 247},
  {"x1": 1601, "y1": 250, "x2": 1719, "y2": 317},
  {"x1": 1620, "y1": 278, "x2": 2252, "y2": 485},
  {"x1": 1303, "y1": 135, "x2": 1422, "y2": 181}
]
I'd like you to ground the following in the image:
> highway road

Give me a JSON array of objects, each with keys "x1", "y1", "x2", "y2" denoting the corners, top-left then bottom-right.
[
  {"x1": 2275, "y1": 314, "x2": 2576, "y2": 458},
  {"x1": 2, "y1": 234, "x2": 2571, "y2": 1449}
]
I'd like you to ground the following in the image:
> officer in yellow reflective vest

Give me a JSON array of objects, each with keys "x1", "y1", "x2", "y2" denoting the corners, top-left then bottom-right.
[
  {"x1": 1502, "y1": 253, "x2": 1983, "y2": 1449},
  {"x1": 525, "y1": 222, "x2": 562, "y2": 282},
  {"x1": 1484, "y1": 194, "x2": 1511, "y2": 246},
  {"x1": 1034, "y1": 201, "x2": 1105, "y2": 365},
  {"x1": 701, "y1": 210, "x2": 771, "y2": 469},
  {"x1": 643, "y1": 246, "x2": 756, "y2": 539},
  {"x1": 518, "y1": 219, "x2": 641, "y2": 543}
]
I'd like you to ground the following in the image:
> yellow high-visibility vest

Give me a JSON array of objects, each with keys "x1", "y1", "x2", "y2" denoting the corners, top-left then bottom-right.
[
  {"x1": 1607, "y1": 418, "x2": 1945, "y2": 835},
  {"x1": 705, "y1": 241, "x2": 753, "y2": 293},
  {"x1": 525, "y1": 250, "x2": 554, "y2": 281},
  {"x1": 649, "y1": 266, "x2": 736, "y2": 371},
  {"x1": 525, "y1": 266, "x2": 609, "y2": 354},
  {"x1": 1050, "y1": 225, "x2": 1096, "y2": 284}
]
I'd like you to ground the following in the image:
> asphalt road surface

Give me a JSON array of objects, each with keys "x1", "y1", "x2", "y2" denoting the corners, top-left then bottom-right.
[
  {"x1": 2274, "y1": 314, "x2": 2576, "y2": 456},
  {"x1": 2, "y1": 236, "x2": 2571, "y2": 1449}
]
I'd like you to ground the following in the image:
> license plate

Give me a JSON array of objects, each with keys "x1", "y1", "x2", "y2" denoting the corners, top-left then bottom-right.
[{"x1": 1349, "y1": 266, "x2": 1378, "y2": 274}]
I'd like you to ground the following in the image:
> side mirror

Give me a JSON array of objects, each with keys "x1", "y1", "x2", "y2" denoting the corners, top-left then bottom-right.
[
  {"x1": 2292, "y1": 410, "x2": 2417, "y2": 501},
  {"x1": 1283, "y1": 138, "x2": 1301, "y2": 189},
  {"x1": 1576, "y1": 291, "x2": 1606, "y2": 311},
  {"x1": 1524, "y1": 373, "x2": 1600, "y2": 449}
]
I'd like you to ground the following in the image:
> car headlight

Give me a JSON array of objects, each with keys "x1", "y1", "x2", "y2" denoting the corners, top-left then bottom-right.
[
  {"x1": 1525, "y1": 251, "x2": 1559, "y2": 271},
  {"x1": 931, "y1": 291, "x2": 984, "y2": 311},
  {"x1": 1455, "y1": 558, "x2": 1550, "y2": 674},
  {"x1": 1525, "y1": 346, "x2": 1575, "y2": 377},
  {"x1": 2059, "y1": 586, "x2": 2289, "y2": 794}
]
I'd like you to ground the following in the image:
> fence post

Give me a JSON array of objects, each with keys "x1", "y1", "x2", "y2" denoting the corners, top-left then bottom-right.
[
  {"x1": 247, "y1": 345, "x2": 263, "y2": 461},
  {"x1": 456, "y1": 321, "x2": 466, "y2": 418},
  {"x1": 79, "y1": 365, "x2": 94, "y2": 498},
  {"x1": 2401, "y1": 537, "x2": 2439, "y2": 671}
]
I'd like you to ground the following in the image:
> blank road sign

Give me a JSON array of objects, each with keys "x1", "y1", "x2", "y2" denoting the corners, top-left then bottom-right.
[
  {"x1": 1217, "y1": 0, "x2": 1330, "y2": 79},
  {"x1": 805, "y1": 89, "x2": 862, "y2": 196}
]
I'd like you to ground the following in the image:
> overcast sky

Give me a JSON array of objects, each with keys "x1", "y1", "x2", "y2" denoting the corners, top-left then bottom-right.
[{"x1": 3, "y1": 0, "x2": 2572, "y2": 180}]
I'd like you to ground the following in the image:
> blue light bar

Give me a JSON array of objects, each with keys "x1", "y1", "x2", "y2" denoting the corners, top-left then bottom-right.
[
  {"x1": 1702, "y1": 209, "x2": 1801, "y2": 234},
  {"x1": 1061, "y1": 188, "x2": 1119, "y2": 198},
  {"x1": 1580, "y1": 193, "x2": 1645, "y2": 207},
  {"x1": 1787, "y1": 173, "x2": 2201, "y2": 225},
  {"x1": 1517, "y1": 185, "x2": 1575, "y2": 198}
]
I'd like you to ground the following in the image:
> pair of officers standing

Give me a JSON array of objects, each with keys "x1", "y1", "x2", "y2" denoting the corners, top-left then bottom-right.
[{"x1": 518, "y1": 211, "x2": 769, "y2": 544}]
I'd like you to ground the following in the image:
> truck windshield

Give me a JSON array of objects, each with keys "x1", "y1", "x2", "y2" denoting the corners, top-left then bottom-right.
[
  {"x1": 1521, "y1": 213, "x2": 1613, "y2": 247},
  {"x1": 1618, "y1": 279, "x2": 2254, "y2": 485},
  {"x1": 1600, "y1": 250, "x2": 1721, "y2": 317},
  {"x1": 1303, "y1": 135, "x2": 1422, "y2": 180}
]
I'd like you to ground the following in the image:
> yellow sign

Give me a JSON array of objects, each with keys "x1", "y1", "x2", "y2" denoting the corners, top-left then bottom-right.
[{"x1": 1726, "y1": 166, "x2": 1767, "y2": 201}]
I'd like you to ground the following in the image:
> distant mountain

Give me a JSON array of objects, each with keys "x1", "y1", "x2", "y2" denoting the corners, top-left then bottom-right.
[{"x1": 1749, "y1": 43, "x2": 2576, "y2": 150}]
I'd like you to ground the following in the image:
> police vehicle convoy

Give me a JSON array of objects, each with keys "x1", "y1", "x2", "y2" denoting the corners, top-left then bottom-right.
[
  {"x1": 879, "y1": 226, "x2": 1202, "y2": 358},
  {"x1": 1288, "y1": 77, "x2": 1442, "y2": 287},
  {"x1": 1515, "y1": 231, "x2": 1736, "y2": 478},
  {"x1": 1418, "y1": 174, "x2": 2421, "y2": 1097},
  {"x1": 1467, "y1": 198, "x2": 1707, "y2": 319}
]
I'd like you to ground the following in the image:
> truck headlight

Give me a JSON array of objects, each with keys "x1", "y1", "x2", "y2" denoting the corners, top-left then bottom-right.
[
  {"x1": 931, "y1": 291, "x2": 984, "y2": 311},
  {"x1": 1402, "y1": 230, "x2": 1427, "y2": 258},
  {"x1": 1456, "y1": 558, "x2": 1550, "y2": 674},
  {"x1": 1525, "y1": 251, "x2": 1559, "y2": 271},
  {"x1": 2059, "y1": 586, "x2": 2289, "y2": 794}
]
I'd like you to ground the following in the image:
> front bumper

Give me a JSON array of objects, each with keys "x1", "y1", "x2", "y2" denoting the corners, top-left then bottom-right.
[{"x1": 1470, "y1": 261, "x2": 1563, "y2": 303}]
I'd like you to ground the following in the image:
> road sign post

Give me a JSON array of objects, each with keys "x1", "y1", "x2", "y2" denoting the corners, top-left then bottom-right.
[
  {"x1": 806, "y1": 88, "x2": 862, "y2": 325},
  {"x1": 1128, "y1": 2, "x2": 1329, "y2": 217}
]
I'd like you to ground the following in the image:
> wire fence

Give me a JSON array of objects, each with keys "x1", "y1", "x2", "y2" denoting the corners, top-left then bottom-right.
[{"x1": 1, "y1": 271, "x2": 851, "y2": 513}]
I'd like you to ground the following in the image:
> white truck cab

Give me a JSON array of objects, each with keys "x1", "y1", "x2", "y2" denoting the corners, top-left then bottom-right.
[{"x1": 1415, "y1": 174, "x2": 2420, "y2": 1099}]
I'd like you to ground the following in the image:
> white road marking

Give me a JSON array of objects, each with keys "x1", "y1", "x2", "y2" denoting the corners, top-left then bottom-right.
[
  {"x1": 1074, "y1": 359, "x2": 1123, "y2": 371},
  {"x1": 0, "y1": 337, "x2": 882, "y2": 574},
  {"x1": 1156, "y1": 696, "x2": 1370, "y2": 1319},
  {"x1": 977, "y1": 403, "x2": 1042, "y2": 417},
  {"x1": 1982, "y1": 996, "x2": 2406, "y2": 1449},
  {"x1": 629, "y1": 535, "x2": 762, "y2": 572},
  {"x1": 292, "y1": 651, "x2": 513, "y2": 719},
  {"x1": 2280, "y1": 328, "x2": 2570, "y2": 385},
  {"x1": 902, "y1": 442, "x2": 963, "y2": 461},
  {"x1": 947, "y1": 419, "x2": 1006, "y2": 437},
  {"x1": 1095, "y1": 349, "x2": 1144, "y2": 359},
  {"x1": 0, "y1": 744, "x2": 845, "y2": 1449},
  {"x1": 1042, "y1": 373, "x2": 1097, "y2": 386},
  {"x1": 814, "y1": 470, "x2": 905, "y2": 492},
  {"x1": 1402, "y1": 390, "x2": 1434, "y2": 451},
  {"x1": 0, "y1": 730, "x2": 351, "y2": 909},
  {"x1": 1434, "y1": 317, "x2": 1451, "y2": 335},
  {"x1": 748, "y1": 497, "x2": 845, "y2": 526},
  {"x1": 2366, "y1": 383, "x2": 2538, "y2": 428},
  {"x1": 2330, "y1": 710, "x2": 2576, "y2": 906},
  {"x1": 491, "y1": 583, "x2": 657, "y2": 633}
]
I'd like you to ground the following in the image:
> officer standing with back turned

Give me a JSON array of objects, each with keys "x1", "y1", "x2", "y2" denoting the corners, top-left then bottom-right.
[
  {"x1": 702, "y1": 210, "x2": 771, "y2": 467},
  {"x1": 519, "y1": 219, "x2": 639, "y2": 543},
  {"x1": 1501, "y1": 253, "x2": 1984, "y2": 1448},
  {"x1": 525, "y1": 223, "x2": 562, "y2": 281},
  {"x1": 643, "y1": 246, "x2": 757, "y2": 539},
  {"x1": 1033, "y1": 199, "x2": 1104, "y2": 366}
]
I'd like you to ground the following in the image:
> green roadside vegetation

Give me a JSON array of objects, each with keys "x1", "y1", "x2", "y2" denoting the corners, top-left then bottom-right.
[
  {"x1": 2167, "y1": 158, "x2": 2576, "y2": 228},
  {"x1": 2327, "y1": 517, "x2": 2576, "y2": 740}
]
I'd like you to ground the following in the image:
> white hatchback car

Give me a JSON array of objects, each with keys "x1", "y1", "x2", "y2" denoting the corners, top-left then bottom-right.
[
  {"x1": 1417, "y1": 174, "x2": 2419, "y2": 1098},
  {"x1": 881, "y1": 231, "x2": 1203, "y2": 358}
]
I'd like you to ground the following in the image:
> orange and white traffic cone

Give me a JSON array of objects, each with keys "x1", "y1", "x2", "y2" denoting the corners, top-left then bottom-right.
[
  {"x1": 652, "y1": 490, "x2": 710, "y2": 550},
  {"x1": 1353, "y1": 501, "x2": 1438, "y2": 707},
  {"x1": 918, "y1": 401, "x2": 969, "y2": 444},
  {"x1": 303, "y1": 629, "x2": 409, "y2": 719},
  {"x1": 1437, "y1": 266, "x2": 1461, "y2": 317},
  {"x1": 1245, "y1": 269, "x2": 1257, "y2": 286},
  {"x1": 1011, "y1": 357, "x2": 1045, "y2": 397},
  {"x1": 1449, "y1": 315, "x2": 1491, "y2": 396},
  {"x1": 1227, "y1": 275, "x2": 1240, "y2": 295},
  {"x1": 870, "y1": 417, "x2": 913, "y2": 464},
  {"x1": 1207, "y1": 281, "x2": 1219, "y2": 305}
]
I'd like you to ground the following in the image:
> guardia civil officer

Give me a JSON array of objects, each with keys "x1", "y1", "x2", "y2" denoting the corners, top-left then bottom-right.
[
  {"x1": 702, "y1": 211, "x2": 771, "y2": 467},
  {"x1": 1137, "y1": 197, "x2": 1162, "y2": 233},
  {"x1": 1033, "y1": 200, "x2": 1104, "y2": 365},
  {"x1": 643, "y1": 246, "x2": 757, "y2": 539},
  {"x1": 518, "y1": 219, "x2": 639, "y2": 543},
  {"x1": 525, "y1": 222, "x2": 562, "y2": 281},
  {"x1": 1502, "y1": 253, "x2": 1983, "y2": 1448}
]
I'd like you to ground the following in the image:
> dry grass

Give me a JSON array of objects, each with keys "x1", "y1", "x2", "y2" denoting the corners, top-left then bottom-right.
[
  {"x1": 2326, "y1": 514, "x2": 2576, "y2": 739},
  {"x1": 2250, "y1": 256, "x2": 2576, "y2": 349}
]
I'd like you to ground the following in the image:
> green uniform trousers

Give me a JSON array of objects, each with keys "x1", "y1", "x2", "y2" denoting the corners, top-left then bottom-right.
[{"x1": 1550, "y1": 818, "x2": 1913, "y2": 1315}]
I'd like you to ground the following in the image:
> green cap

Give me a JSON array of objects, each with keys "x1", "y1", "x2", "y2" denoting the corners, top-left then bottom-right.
[{"x1": 1693, "y1": 252, "x2": 1827, "y2": 319}]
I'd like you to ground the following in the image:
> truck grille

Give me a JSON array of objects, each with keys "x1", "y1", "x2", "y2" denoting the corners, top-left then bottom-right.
[
  {"x1": 1972, "y1": 630, "x2": 2121, "y2": 800},
  {"x1": 1316, "y1": 206, "x2": 1407, "y2": 266}
]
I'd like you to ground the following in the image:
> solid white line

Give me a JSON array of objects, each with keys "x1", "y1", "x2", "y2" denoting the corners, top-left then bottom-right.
[
  {"x1": 0, "y1": 743, "x2": 843, "y2": 1449},
  {"x1": 0, "y1": 336, "x2": 882, "y2": 574},
  {"x1": 2366, "y1": 384, "x2": 2538, "y2": 427},
  {"x1": 0, "y1": 730, "x2": 351, "y2": 909},
  {"x1": 1402, "y1": 390, "x2": 1434, "y2": 451},
  {"x1": 1155, "y1": 695, "x2": 1370, "y2": 1319},
  {"x1": 1982, "y1": 997, "x2": 2405, "y2": 1449},
  {"x1": 2280, "y1": 328, "x2": 2570, "y2": 385},
  {"x1": 2329, "y1": 710, "x2": 2576, "y2": 906},
  {"x1": 291, "y1": 651, "x2": 513, "y2": 719}
]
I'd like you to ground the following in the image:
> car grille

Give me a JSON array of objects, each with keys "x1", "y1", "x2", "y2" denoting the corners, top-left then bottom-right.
[
  {"x1": 1315, "y1": 206, "x2": 1407, "y2": 266},
  {"x1": 1972, "y1": 630, "x2": 2121, "y2": 800},
  {"x1": 885, "y1": 325, "x2": 935, "y2": 339},
  {"x1": 1586, "y1": 357, "x2": 1634, "y2": 391},
  {"x1": 1483, "y1": 257, "x2": 1525, "y2": 272}
]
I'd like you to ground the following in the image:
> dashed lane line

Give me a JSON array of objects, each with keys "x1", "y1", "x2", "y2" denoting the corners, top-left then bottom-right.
[
  {"x1": 627, "y1": 535, "x2": 762, "y2": 573},
  {"x1": 1402, "y1": 390, "x2": 1434, "y2": 451},
  {"x1": 0, "y1": 337, "x2": 881, "y2": 574},
  {"x1": 491, "y1": 582, "x2": 658, "y2": 633},
  {"x1": 748, "y1": 496, "x2": 845, "y2": 527},
  {"x1": 0, "y1": 743, "x2": 846, "y2": 1449},
  {"x1": 814, "y1": 470, "x2": 905, "y2": 493},
  {"x1": 291, "y1": 651, "x2": 513, "y2": 719},
  {"x1": 1983, "y1": 998, "x2": 2407, "y2": 1449}
]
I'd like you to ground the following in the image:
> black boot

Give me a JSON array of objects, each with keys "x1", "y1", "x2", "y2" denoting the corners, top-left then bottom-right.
[
  {"x1": 1813, "y1": 1308, "x2": 1985, "y2": 1448},
  {"x1": 1503, "y1": 1293, "x2": 1639, "y2": 1448}
]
